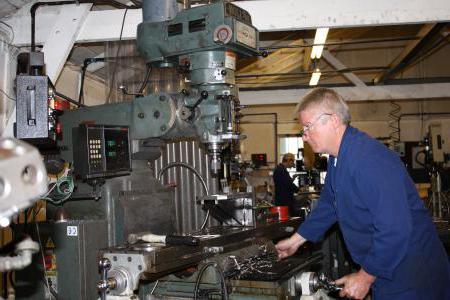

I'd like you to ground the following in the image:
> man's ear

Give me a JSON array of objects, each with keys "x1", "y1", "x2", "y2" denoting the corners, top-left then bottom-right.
[{"x1": 331, "y1": 114, "x2": 342, "y2": 130}]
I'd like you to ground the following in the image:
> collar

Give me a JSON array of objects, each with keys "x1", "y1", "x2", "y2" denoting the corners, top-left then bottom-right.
[{"x1": 336, "y1": 125, "x2": 355, "y2": 160}]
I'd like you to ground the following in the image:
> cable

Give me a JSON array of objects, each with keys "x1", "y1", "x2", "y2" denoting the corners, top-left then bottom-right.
[
  {"x1": 0, "y1": 89, "x2": 15, "y2": 101},
  {"x1": 157, "y1": 162, "x2": 211, "y2": 230},
  {"x1": 35, "y1": 223, "x2": 51, "y2": 299},
  {"x1": 106, "y1": 8, "x2": 128, "y2": 103},
  {"x1": 54, "y1": 91, "x2": 86, "y2": 107},
  {"x1": 42, "y1": 176, "x2": 74, "y2": 205},
  {"x1": 138, "y1": 65, "x2": 152, "y2": 94},
  {"x1": 193, "y1": 262, "x2": 228, "y2": 300}
]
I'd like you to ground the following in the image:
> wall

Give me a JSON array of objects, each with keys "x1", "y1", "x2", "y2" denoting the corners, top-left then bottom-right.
[
  {"x1": 55, "y1": 65, "x2": 106, "y2": 106},
  {"x1": 240, "y1": 99, "x2": 450, "y2": 163}
]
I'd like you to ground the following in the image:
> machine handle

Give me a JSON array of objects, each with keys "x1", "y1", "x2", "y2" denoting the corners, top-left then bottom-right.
[
  {"x1": 166, "y1": 235, "x2": 199, "y2": 246},
  {"x1": 26, "y1": 85, "x2": 36, "y2": 126},
  {"x1": 128, "y1": 233, "x2": 200, "y2": 246}
]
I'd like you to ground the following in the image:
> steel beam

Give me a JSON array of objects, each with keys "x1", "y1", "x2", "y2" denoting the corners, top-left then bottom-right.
[
  {"x1": 238, "y1": 83, "x2": 450, "y2": 105},
  {"x1": 8, "y1": 0, "x2": 450, "y2": 46},
  {"x1": 373, "y1": 23, "x2": 444, "y2": 84},
  {"x1": 322, "y1": 50, "x2": 366, "y2": 87},
  {"x1": 43, "y1": 3, "x2": 92, "y2": 84},
  {"x1": 236, "y1": 0, "x2": 450, "y2": 31}
]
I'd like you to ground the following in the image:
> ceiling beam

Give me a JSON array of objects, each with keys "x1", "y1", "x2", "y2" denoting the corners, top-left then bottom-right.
[
  {"x1": 8, "y1": 0, "x2": 450, "y2": 46},
  {"x1": 43, "y1": 3, "x2": 92, "y2": 84},
  {"x1": 373, "y1": 23, "x2": 444, "y2": 84},
  {"x1": 238, "y1": 83, "x2": 450, "y2": 105},
  {"x1": 236, "y1": 0, "x2": 450, "y2": 31},
  {"x1": 322, "y1": 50, "x2": 366, "y2": 87}
]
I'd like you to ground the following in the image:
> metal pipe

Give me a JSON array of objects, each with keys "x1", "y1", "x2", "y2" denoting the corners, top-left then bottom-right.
[
  {"x1": 236, "y1": 66, "x2": 389, "y2": 79},
  {"x1": 157, "y1": 162, "x2": 211, "y2": 230},
  {"x1": 30, "y1": 1, "x2": 133, "y2": 52},
  {"x1": 259, "y1": 36, "x2": 422, "y2": 51},
  {"x1": 142, "y1": 0, "x2": 177, "y2": 23},
  {"x1": 54, "y1": 91, "x2": 87, "y2": 107}
]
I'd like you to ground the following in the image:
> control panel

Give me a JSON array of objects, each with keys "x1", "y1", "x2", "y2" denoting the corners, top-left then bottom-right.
[{"x1": 73, "y1": 125, "x2": 131, "y2": 179}]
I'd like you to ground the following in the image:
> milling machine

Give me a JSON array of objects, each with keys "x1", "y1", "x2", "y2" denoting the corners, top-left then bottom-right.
[{"x1": 16, "y1": 1, "x2": 348, "y2": 299}]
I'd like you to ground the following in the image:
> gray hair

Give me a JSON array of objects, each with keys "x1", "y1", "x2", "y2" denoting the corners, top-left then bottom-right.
[
  {"x1": 297, "y1": 88, "x2": 351, "y2": 125},
  {"x1": 282, "y1": 153, "x2": 295, "y2": 163}
]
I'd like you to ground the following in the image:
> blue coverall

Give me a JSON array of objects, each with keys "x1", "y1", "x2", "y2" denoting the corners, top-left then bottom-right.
[
  {"x1": 298, "y1": 126, "x2": 450, "y2": 299},
  {"x1": 273, "y1": 164, "x2": 299, "y2": 215}
]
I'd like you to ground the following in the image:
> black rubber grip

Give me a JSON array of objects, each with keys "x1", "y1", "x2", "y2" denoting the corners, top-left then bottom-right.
[{"x1": 166, "y1": 235, "x2": 199, "y2": 246}]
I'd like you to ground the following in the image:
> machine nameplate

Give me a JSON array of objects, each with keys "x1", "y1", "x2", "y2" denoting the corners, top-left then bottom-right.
[
  {"x1": 67, "y1": 226, "x2": 78, "y2": 236},
  {"x1": 235, "y1": 20, "x2": 257, "y2": 49}
]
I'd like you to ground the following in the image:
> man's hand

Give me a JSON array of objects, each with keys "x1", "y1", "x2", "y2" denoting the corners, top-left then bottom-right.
[
  {"x1": 334, "y1": 268, "x2": 376, "y2": 299},
  {"x1": 275, "y1": 233, "x2": 306, "y2": 259}
]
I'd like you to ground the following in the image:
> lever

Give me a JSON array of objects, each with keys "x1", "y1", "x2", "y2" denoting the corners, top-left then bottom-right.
[{"x1": 189, "y1": 90, "x2": 208, "y2": 111}]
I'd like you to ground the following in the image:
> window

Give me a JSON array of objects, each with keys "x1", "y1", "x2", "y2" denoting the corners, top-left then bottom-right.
[{"x1": 279, "y1": 136, "x2": 304, "y2": 164}]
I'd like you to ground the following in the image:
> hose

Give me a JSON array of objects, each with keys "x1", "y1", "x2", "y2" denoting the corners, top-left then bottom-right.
[{"x1": 157, "y1": 162, "x2": 210, "y2": 230}]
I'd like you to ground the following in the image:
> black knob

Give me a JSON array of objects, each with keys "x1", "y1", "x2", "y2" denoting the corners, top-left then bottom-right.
[
  {"x1": 221, "y1": 69, "x2": 227, "y2": 76},
  {"x1": 261, "y1": 51, "x2": 269, "y2": 58},
  {"x1": 200, "y1": 90, "x2": 208, "y2": 99}
]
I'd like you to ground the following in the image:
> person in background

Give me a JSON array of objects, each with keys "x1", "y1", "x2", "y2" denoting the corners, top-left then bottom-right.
[
  {"x1": 273, "y1": 153, "x2": 299, "y2": 215},
  {"x1": 275, "y1": 87, "x2": 450, "y2": 299}
]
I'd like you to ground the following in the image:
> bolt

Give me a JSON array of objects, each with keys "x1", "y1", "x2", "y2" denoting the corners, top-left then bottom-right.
[
  {"x1": 113, "y1": 256, "x2": 117, "y2": 261},
  {"x1": 127, "y1": 256, "x2": 132, "y2": 262},
  {"x1": 138, "y1": 265, "x2": 142, "y2": 271},
  {"x1": 138, "y1": 112, "x2": 145, "y2": 119},
  {"x1": 154, "y1": 111, "x2": 160, "y2": 119},
  {"x1": 200, "y1": 90, "x2": 208, "y2": 99},
  {"x1": 160, "y1": 125, "x2": 166, "y2": 131},
  {"x1": 221, "y1": 69, "x2": 227, "y2": 76},
  {"x1": 159, "y1": 95, "x2": 166, "y2": 101}
]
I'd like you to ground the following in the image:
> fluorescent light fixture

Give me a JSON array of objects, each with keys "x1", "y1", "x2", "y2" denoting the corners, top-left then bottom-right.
[
  {"x1": 309, "y1": 69, "x2": 321, "y2": 86},
  {"x1": 310, "y1": 27, "x2": 329, "y2": 59}
]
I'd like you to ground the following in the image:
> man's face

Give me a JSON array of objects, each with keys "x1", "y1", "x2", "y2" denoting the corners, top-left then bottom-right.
[
  {"x1": 299, "y1": 107, "x2": 333, "y2": 154},
  {"x1": 287, "y1": 157, "x2": 295, "y2": 168}
]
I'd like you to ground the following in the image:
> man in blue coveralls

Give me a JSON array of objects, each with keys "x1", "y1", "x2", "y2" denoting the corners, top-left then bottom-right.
[
  {"x1": 275, "y1": 88, "x2": 450, "y2": 299},
  {"x1": 273, "y1": 153, "x2": 299, "y2": 215}
]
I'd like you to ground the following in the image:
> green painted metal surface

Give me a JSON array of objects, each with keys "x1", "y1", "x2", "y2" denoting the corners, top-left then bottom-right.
[{"x1": 137, "y1": 2, "x2": 258, "y2": 65}]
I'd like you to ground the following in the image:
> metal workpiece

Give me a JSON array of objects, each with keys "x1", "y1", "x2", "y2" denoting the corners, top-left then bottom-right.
[
  {"x1": 197, "y1": 192, "x2": 253, "y2": 204},
  {"x1": 197, "y1": 192, "x2": 256, "y2": 226},
  {"x1": 0, "y1": 137, "x2": 47, "y2": 227}
]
